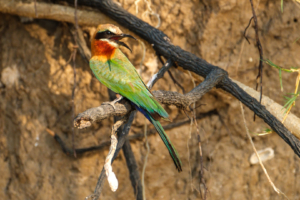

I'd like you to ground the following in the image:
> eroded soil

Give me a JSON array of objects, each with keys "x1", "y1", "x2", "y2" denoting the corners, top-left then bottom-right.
[{"x1": 0, "y1": 0, "x2": 300, "y2": 199}]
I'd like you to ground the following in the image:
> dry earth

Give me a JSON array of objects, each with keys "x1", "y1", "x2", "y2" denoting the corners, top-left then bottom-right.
[{"x1": 0, "y1": 0, "x2": 300, "y2": 199}]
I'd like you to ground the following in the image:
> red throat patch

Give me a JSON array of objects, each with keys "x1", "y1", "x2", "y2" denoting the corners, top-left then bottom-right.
[{"x1": 91, "y1": 40, "x2": 116, "y2": 59}]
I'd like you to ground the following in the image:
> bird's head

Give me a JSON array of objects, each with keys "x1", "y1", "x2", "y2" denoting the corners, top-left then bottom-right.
[{"x1": 91, "y1": 24, "x2": 136, "y2": 57}]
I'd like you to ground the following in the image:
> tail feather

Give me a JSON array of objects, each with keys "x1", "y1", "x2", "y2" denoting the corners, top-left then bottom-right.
[
  {"x1": 132, "y1": 102, "x2": 182, "y2": 171},
  {"x1": 149, "y1": 115, "x2": 182, "y2": 172}
]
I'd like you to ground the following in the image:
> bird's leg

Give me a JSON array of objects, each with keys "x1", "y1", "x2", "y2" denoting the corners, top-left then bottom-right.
[{"x1": 102, "y1": 95, "x2": 124, "y2": 110}]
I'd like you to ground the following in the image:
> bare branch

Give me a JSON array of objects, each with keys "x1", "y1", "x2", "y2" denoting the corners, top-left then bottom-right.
[
  {"x1": 147, "y1": 59, "x2": 173, "y2": 89},
  {"x1": 105, "y1": 116, "x2": 129, "y2": 192},
  {"x1": 48, "y1": 111, "x2": 217, "y2": 157},
  {"x1": 235, "y1": 80, "x2": 300, "y2": 139},
  {"x1": 89, "y1": 111, "x2": 137, "y2": 200},
  {"x1": 74, "y1": 101, "x2": 132, "y2": 129},
  {"x1": 0, "y1": 0, "x2": 116, "y2": 26},
  {"x1": 2, "y1": 0, "x2": 300, "y2": 141},
  {"x1": 122, "y1": 139, "x2": 143, "y2": 199},
  {"x1": 249, "y1": 0, "x2": 264, "y2": 101}
]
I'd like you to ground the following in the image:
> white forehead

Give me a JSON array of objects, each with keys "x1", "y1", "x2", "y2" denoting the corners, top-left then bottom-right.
[{"x1": 108, "y1": 27, "x2": 117, "y2": 33}]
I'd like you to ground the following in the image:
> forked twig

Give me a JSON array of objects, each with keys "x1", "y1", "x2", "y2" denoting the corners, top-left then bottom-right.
[
  {"x1": 249, "y1": 0, "x2": 264, "y2": 120},
  {"x1": 244, "y1": 16, "x2": 254, "y2": 44},
  {"x1": 105, "y1": 116, "x2": 129, "y2": 192}
]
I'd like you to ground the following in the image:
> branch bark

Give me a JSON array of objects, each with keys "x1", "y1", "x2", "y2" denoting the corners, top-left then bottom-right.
[
  {"x1": 1, "y1": 0, "x2": 299, "y2": 139},
  {"x1": 74, "y1": 68, "x2": 226, "y2": 129},
  {"x1": 63, "y1": 0, "x2": 300, "y2": 156},
  {"x1": 3, "y1": 0, "x2": 300, "y2": 198},
  {"x1": 0, "y1": 0, "x2": 115, "y2": 26}
]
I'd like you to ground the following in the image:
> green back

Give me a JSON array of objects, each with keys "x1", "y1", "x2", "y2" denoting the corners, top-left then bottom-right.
[{"x1": 90, "y1": 49, "x2": 168, "y2": 119}]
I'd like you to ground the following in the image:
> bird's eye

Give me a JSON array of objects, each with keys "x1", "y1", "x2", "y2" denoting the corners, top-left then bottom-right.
[{"x1": 106, "y1": 31, "x2": 113, "y2": 35}]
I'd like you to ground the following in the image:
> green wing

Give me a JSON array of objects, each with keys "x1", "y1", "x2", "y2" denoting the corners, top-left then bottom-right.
[{"x1": 90, "y1": 49, "x2": 168, "y2": 119}]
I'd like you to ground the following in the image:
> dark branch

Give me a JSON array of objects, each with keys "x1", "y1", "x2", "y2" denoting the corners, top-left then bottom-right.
[
  {"x1": 75, "y1": 68, "x2": 226, "y2": 129},
  {"x1": 54, "y1": 0, "x2": 300, "y2": 199},
  {"x1": 122, "y1": 139, "x2": 143, "y2": 199},
  {"x1": 49, "y1": 111, "x2": 217, "y2": 156},
  {"x1": 62, "y1": 0, "x2": 300, "y2": 159},
  {"x1": 89, "y1": 112, "x2": 136, "y2": 200},
  {"x1": 167, "y1": 70, "x2": 186, "y2": 93},
  {"x1": 243, "y1": 16, "x2": 253, "y2": 44},
  {"x1": 249, "y1": 0, "x2": 264, "y2": 110}
]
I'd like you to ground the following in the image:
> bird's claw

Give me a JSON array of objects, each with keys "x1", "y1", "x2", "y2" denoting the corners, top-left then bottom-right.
[
  {"x1": 102, "y1": 96, "x2": 123, "y2": 111},
  {"x1": 102, "y1": 101, "x2": 117, "y2": 110}
]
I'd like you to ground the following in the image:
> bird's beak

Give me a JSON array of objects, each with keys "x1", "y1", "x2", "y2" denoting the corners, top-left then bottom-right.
[
  {"x1": 119, "y1": 33, "x2": 137, "y2": 40},
  {"x1": 109, "y1": 33, "x2": 136, "y2": 52}
]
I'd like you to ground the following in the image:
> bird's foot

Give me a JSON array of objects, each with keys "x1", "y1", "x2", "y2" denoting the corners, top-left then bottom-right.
[{"x1": 102, "y1": 96, "x2": 124, "y2": 111}]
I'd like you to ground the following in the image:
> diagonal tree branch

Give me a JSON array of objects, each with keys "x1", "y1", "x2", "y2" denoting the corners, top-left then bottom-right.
[
  {"x1": 62, "y1": 0, "x2": 300, "y2": 158},
  {"x1": 1, "y1": 1, "x2": 299, "y2": 139}
]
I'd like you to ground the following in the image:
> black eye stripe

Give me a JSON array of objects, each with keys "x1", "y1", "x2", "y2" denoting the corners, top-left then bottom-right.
[
  {"x1": 94, "y1": 32, "x2": 106, "y2": 39},
  {"x1": 94, "y1": 30, "x2": 115, "y2": 39}
]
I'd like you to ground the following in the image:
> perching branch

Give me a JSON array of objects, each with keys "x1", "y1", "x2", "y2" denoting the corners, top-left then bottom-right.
[
  {"x1": 4, "y1": 0, "x2": 300, "y2": 198},
  {"x1": 63, "y1": 0, "x2": 300, "y2": 157},
  {"x1": 85, "y1": 57, "x2": 179, "y2": 199},
  {"x1": 74, "y1": 101, "x2": 132, "y2": 129},
  {"x1": 48, "y1": 111, "x2": 217, "y2": 156},
  {"x1": 74, "y1": 67, "x2": 226, "y2": 129},
  {"x1": 2, "y1": 0, "x2": 299, "y2": 139}
]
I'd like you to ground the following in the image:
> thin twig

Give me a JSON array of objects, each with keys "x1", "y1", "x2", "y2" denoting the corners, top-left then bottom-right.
[
  {"x1": 189, "y1": 71, "x2": 208, "y2": 199},
  {"x1": 244, "y1": 16, "x2": 254, "y2": 44},
  {"x1": 239, "y1": 102, "x2": 289, "y2": 199},
  {"x1": 187, "y1": 118, "x2": 193, "y2": 195},
  {"x1": 249, "y1": 0, "x2": 264, "y2": 120},
  {"x1": 141, "y1": 119, "x2": 149, "y2": 200},
  {"x1": 105, "y1": 116, "x2": 129, "y2": 192},
  {"x1": 194, "y1": 116, "x2": 208, "y2": 200},
  {"x1": 147, "y1": 59, "x2": 173, "y2": 88},
  {"x1": 71, "y1": 0, "x2": 79, "y2": 157},
  {"x1": 154, "y1": 53, "x2": 184, "y2": 92},
  {"x1": 87, "y1": 111, "x2": 137, "y2": 200},
  {"x1": 138, "y1": 40, "x2": 146, "y2": 75},
  {"x1": 167, "y1": 70, "x2": 186, "y2": 93},
  {"x1": 236, "y1": 16, "x2": 253, "y2": 76},
  {"x1": 187, "y1": 71, "x2": 195, "y2": 194}
]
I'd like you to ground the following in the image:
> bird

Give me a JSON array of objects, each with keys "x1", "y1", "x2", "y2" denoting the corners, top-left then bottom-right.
[{"x1": 89, "y1": 24, "x2": 182, "y2": 172}]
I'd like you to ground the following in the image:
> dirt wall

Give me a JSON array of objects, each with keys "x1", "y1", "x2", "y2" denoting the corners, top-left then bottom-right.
[{"x1": 0, "y1": 0, "x2": 300, "y2": 199}]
